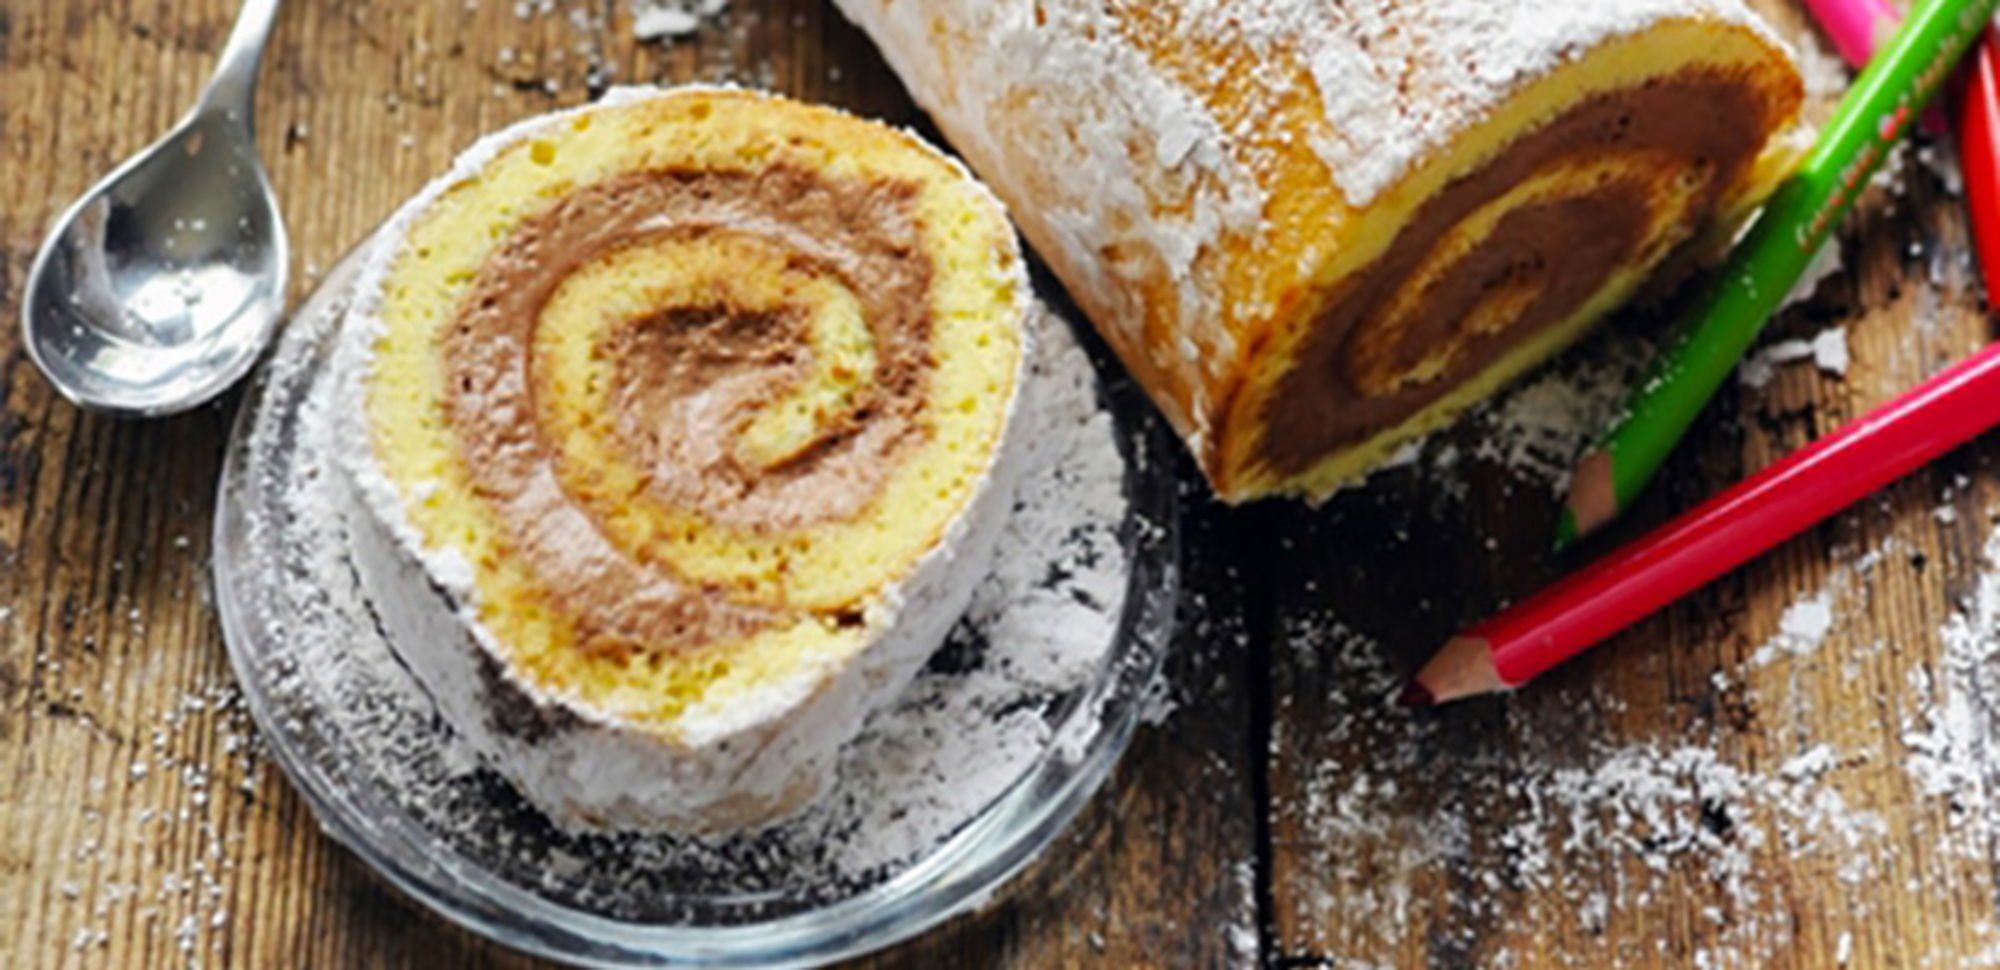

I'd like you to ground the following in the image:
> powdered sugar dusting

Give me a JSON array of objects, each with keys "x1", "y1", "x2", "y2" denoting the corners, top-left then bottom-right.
[
  {"x1": 1739, "y1": 325, "x2": 1851, "y2": 389},
  {"x1": 630, "y1": 0, "x2": 726, "y2": 40},
  {"x1": 834, "y1": 0, "x2": 1797, "y2": 464},
  {"x1": 1277, "y1": 468, "x2": 2000, "y2": 966},
  {"x1": 834, "y1": 0, "x2": 1262, "y2": 338},
  {"x1": 1467, "y1": 332, "x2": 1657, "y2": 495},
  {"x1": 1793, "y1": 22, "x2": 1853, "y2": 103},
  {"x1": 29, "y1": 681, "x2": 264, "y2": 967},
  {"x1": 219, "y1": 258, "x2": 1170, "y2": 926},
  {"x1": 1275, "y1": 565, "x2": 1977, "y2": 967},
  {"x1": 1271, "y1": 154, "x2": 2000, "y2": 961},
  {"x1": 1747, "y1": 588, "x2": 1838, "y2": 668},
  {"x1": 1154, "y1": 0, "x2": 1789, "y2": 208},
  {"x1": 1290, "y1": 0, "x2": 1789, "y2": 205},
  {"x1": 1133, "y1": 0, "x2": 1793, "y2": 205},
  {"x1": 1901, "y1": 526, "x2": 2000, "y2": 852}
]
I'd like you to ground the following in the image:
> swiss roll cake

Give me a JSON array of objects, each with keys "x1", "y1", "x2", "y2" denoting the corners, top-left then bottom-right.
[
  {"x1": 332, "y1": 88, "x2": 1034, "y2": 834},
  {"x1": 832, "y1": 0, "x2": 1807, "y2": 501}
]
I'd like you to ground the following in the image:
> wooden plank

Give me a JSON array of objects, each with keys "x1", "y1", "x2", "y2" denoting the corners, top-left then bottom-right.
[
  {"x1": 0, "y1": 2, "x2": 1263, "y2": 967},
  {"x1": 1262, "y1": 10, "x2": 2000, "y2": 966}
]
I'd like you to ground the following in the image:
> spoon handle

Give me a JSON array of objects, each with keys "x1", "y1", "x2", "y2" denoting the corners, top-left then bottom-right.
[{"x1": 196, "y1": 0, "x2": 283, "y2": 128}]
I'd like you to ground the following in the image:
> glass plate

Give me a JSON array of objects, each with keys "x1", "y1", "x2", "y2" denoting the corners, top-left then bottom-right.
[{"x1": 211, "y1": 236, "x2": 1180, "y2": 969}]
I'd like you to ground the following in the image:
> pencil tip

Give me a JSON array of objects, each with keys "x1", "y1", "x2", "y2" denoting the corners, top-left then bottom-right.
[
  {"x1": 1558, "y1": 450, "x2": 1619, "y2": 547},
  {"x1": 1396, "y1": 681, "x2": 1435, "y2": 709},
  {"x1": 1408, "y1": 636, "x2": 1504, "y2": 707}
]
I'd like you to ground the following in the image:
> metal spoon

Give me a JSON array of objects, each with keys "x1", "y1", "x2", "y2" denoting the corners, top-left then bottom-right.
[{"x1": 22, "y1": 0, "x2": 287, "y2": 417}]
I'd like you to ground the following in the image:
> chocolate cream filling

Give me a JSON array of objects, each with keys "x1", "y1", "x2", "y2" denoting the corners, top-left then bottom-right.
[
  {"x1": 1259, "y1": 74, "x2": 1770, "y2": 474},
  {"x1": 437, "y1": 164, "x2": 934, "y2": 657}
]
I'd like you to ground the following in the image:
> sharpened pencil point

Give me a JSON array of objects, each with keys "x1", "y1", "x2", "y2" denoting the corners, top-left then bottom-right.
[
  {"x1": 1409, "y1": 636, "x2": 1505, "y2": 707},
  {"x1": 1397, "y1": 681, "x2": 1435, "y2": 709},
  {"x1": 1557, "y1": 449, "x2": 1618, "y2": 549}
]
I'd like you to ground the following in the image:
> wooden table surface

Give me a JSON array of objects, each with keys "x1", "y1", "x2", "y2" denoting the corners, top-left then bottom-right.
[{"x1": 6, "y1": 2, "x2": 2000, "y2": 967}]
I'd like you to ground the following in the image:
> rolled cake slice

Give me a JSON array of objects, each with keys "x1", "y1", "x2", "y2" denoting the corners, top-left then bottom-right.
[
  {"x1": 833, "y1": 0, "x2": 1806, "y2": 501},
  {"x1": 333, "y1": 88, "x2": 1033, "y2": 834}
]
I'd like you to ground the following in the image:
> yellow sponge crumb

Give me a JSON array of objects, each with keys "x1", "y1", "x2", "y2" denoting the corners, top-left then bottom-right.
[{"x1": 363, "y1": 90, "x2": 1024, "y2": 724}]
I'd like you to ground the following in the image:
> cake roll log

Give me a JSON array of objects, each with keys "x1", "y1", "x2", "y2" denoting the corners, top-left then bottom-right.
[
  {"x1": 833, "y1": 0, "x2": 1806, "y2": 501},
  {"x1": 334, "y1": 89, "x2": 1033, "y2": 834}
]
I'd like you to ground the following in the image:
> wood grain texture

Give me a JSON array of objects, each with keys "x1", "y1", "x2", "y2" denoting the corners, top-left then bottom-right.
[
  {"x1": 6, "y1": 1, "x2": 2000, "y2": 969},
  {"x1": 0, "y1": 2, "x2": 1260, "y2": 968}
]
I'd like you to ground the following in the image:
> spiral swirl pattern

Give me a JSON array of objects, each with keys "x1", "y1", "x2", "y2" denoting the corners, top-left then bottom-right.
[
  {"x1": 1253, "y1": 74, "x2": 1772, "y2": 482},
  {"x1": 357, "y1": 91, "x2": 1028, "y2": 723}
]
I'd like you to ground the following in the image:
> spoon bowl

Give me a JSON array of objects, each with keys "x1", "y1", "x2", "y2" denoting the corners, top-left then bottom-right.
[
  {"x1": 21, "y1": 0, "x2": 285, "y2": 417},
  {"x1": 24, "y1": 113, "x2": 287, "y2": 415}
]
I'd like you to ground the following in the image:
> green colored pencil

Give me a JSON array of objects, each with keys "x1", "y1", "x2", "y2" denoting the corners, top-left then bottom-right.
[{"x1": 1554, "y1": 0, "x2": 1998, "y2": 552}]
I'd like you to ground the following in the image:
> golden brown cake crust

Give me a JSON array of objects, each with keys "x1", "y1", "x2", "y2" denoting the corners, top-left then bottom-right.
[{"x1": 833, "y1": 0, "x2": 1806, "y2": 501}]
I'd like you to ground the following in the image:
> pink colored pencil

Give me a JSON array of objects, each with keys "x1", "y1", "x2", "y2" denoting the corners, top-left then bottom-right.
[
  {"x1": 1404, "y1": 341, "x2": 2000, "y2": 707},
  {"x1": 1804, "y1": 0, "x2": 1950, "y2": 133},
  {"x1": 1805, "y1": 0, "x2": 1902, "y2": 68}
]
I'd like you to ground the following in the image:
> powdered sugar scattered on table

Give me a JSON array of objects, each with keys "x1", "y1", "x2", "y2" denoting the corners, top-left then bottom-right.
[
  {"x1": 31, "y1": 680, "x2": 264, "y2": 967},
  {"x1": 1467, "y1": 333, "x2": 1658, "y2": 496},
  {"x1": 630, "y1": 0, "x2": 727, "y2": 40},
  {"x1": 1274, "y1": 361, "x2": 2000, "y2": 964},
  {"x1": 1277, "y1": 533, "x2": 2000, "y2": 966},
  {"x1": 1902, "y1": 526, "x2": 2000, "y2": 846},
  {"x1": 1747, "y1": 587, "x2": 1838, "y2": 668},
  {"x1": 1739, "y1": 325, "x2": 1851, "y2": 388}
]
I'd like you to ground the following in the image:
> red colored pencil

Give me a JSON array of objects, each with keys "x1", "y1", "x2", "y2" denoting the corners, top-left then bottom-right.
[
  {"x1": 1403, "y1": 341, "x2": 2000, "y2": 708},
  {"x1": 1960, "y1": 26, "x2": 2000, "y2": 291}
]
